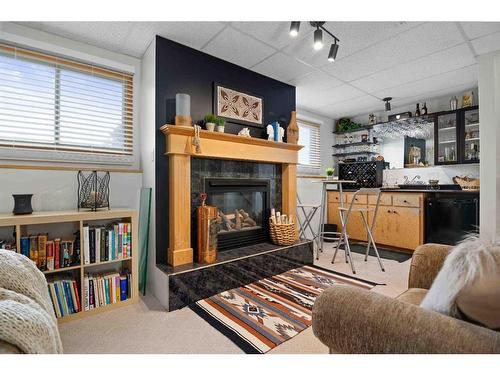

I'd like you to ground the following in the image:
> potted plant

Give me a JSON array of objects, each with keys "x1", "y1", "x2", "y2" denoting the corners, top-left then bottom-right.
[
  {"x1": 204, "y1": 113, "x2": 218, "y2": 132},
  {"x1": 325, "y1": 167, "x2": 335, "y2": 180},
  {"x1": 216, "y1": 117, "x2": 226, "y2": 133}
]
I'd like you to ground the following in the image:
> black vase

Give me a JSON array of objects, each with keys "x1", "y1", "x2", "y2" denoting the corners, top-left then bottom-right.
[{"x1": 12, "y1": 194, "x2": 33, "y2": 215}]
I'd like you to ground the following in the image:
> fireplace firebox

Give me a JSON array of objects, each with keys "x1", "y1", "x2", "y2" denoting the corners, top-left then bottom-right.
[{"x1": 204, "y1": 178, "x2": 271, "y2": 251}]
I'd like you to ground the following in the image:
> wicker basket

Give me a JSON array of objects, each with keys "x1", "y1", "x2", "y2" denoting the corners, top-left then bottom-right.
[
  {"x1": 269, "y1": 219, "x2": 298, "y2": 246},
  {"x1": 453, "y1": 176, "x2": 480, "y2": 191}
]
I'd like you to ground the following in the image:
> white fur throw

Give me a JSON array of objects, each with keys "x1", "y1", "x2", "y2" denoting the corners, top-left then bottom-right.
[
  {"x1": 420, "y1": 237, "x2": 500, "y2": 329},
  {"x1": 0, "y1": 250, "x2": 63, "y2": 353}
]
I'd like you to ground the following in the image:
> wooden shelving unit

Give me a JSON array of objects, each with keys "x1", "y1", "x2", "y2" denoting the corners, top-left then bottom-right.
[{"x1": 0, "y1": 208, "x2": 138, "y2": 323}]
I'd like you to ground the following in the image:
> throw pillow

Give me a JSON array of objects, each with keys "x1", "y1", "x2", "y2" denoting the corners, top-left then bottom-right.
[{"x1": 420, "y1": 237, "x2": 500, "y2": 330}]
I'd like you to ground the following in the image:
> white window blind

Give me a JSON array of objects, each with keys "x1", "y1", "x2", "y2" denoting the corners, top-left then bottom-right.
[
  {"x1": 0, "y1": 42, "x2": 133, "y2": 159},
  {"x1": 298, "y1": 119, "x2": 321, "y2": 170}
]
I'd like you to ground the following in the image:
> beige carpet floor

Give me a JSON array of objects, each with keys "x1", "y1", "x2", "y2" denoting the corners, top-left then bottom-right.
[{"x1": 58, "y1": 243, "x2": 411, "y2": 354}]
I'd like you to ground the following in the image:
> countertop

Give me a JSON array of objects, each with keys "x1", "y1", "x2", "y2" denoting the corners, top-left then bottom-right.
[{"x1": 328, "y1": 188, "x2": 479, "y2": 194}]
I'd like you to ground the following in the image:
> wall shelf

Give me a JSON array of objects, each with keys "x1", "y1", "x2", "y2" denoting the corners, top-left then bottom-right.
[
  {"x1": 332, "y1": 141, "x2": 374, "y2": 148},
  {"x1": 332, "y1": 151, "x2": 378, "y2": 157}
]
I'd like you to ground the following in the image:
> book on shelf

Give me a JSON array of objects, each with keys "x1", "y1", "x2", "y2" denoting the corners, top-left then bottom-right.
[
  {"x1": 47, "y1": 275, "x2": 81, "y2": 318},
  {"x1": 83, "y1": 222, "x2": 132, "y2": 264},
  {"x1": 83, "y1": 269, "x2": 131, "y2": 311},
  {"x1": 20, "y1": 232, "x2": 80, "y2": 272}
]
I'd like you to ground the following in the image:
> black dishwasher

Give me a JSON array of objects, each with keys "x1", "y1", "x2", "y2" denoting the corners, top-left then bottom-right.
[{"x1": 425, "y1": 193, "x2": 479, "y2": 245}]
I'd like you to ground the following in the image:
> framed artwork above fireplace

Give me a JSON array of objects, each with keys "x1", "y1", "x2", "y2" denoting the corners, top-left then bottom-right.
[{"x1": 213, "y1": 82, "x2": 264, "y2": 127}]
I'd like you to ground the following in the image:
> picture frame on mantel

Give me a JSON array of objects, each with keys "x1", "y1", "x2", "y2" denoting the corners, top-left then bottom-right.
[{"x1": 213, "y1": 82, "x2": 264, "y2": 127}]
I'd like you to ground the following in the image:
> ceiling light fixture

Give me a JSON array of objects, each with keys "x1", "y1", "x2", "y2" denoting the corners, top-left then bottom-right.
[
  {"x1": 313, "y1": 27, "x2": 323, "y2": 50},
  {"x1": 291, "y1": 22, "x2": 340, "y2": 62},
  {"x1": 383, "y1": 97, "x2": 392, "y2": 112},
  {"x1": 328, "y1": 42, "x2": 339, "y2": 62},
  {"x1": 290, "y1": 21, "x2": 300, "y2": 37}
]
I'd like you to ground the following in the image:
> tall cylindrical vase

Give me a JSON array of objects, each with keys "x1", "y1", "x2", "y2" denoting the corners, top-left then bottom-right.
[{"x1": 175, "y1": 93, "x2": 192, "y2": 127}]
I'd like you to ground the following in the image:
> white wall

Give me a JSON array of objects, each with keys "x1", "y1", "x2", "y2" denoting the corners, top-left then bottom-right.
[
  {"x1": 0, "y1": 169, "x2": 141, "y2": 213},
  {"x1": 478, "y1": 53, "x2": 500, "y2": 241},
  {"x1": 296, "y1": 109, "x2": 335, "y2": 238},
  {"x1": 139, "y1": 39, "x2": 169, "y2": 309}
]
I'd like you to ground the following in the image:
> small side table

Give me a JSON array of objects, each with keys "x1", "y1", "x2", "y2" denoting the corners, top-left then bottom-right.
[{"x1": 312, "y1": 179, "x2": 356, "y2": 260}]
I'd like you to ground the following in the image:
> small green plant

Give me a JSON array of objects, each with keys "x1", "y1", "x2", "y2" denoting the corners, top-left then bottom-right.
[
  {"x1": 326, "y1": 167, "x2": 335, "y2": 176},
  {"x1": 204, "y1": 113, "x2": 218, "y2": 124},
  {"x1": 216, "y1": 117, "x2": 226, "y2": 127}
]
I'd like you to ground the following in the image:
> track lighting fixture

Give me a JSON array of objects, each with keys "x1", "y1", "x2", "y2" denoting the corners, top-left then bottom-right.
[
  {"x1": 313, "y1": 27, "x2": 323, "y2": 50},
  {"x1": 289, "y1": 21, "x2": 300, "y2": 37},
  {"x1": 328, "y1": 42, "x2": 339, "y2": 62},
  {"x1": 383, "y1": 97, "x2": 392, "y2": 112},
  {"x1": 291, "y1": 22, "x2": 340, "y2": 62}
]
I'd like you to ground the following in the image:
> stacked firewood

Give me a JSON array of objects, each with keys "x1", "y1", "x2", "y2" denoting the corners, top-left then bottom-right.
[
  {"x1": 217, "y1": 209, "x2": 258, "y2": 232},
  {"x1": 269, "y1": 208, "x2": 294, "y2": 225}
]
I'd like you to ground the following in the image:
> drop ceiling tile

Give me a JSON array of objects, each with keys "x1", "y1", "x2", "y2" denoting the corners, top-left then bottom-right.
[
  {"x1": 460, "y1": 22, "x2": 500, "y2": 40},
  {"x1": 202, "y1": 27, "x2": 276, "y2": 68},
  {"x1": 289, "y1": 71, "x2": 343, "y2": 91},
  {"x1": 316, "y1": 95, "x2": 382, "y2": 119},
  {"x1": 321, "y1": 22, "x2": 422, "y2": 60},
  {"x1": 322, "y1": 22, "x2": 464, "y2": 82},
  {"x1": 351, "y1": 43, "x2": 476, "y2": 93},
  {"x1": 251, "y1": 52, "x2": 313, "y2": 83},
  {"x1": 373, "y1": 65, "x2": 478, "y2": 101},
  {"x1": 33, "y1": 22, "x2": 134, "y2": 55},
  {"x1": 123, "y1": 22, "x2": 226, "y2": 57},
  {"x1": 230, "y1": 22, "x2": 296, "y2": 50},
  {"x1": 296, "y1": 84, "x2": 366, "y2": 109},
  {"x1": 471, "y1": 31, "x2": 500, "y2": 55}
]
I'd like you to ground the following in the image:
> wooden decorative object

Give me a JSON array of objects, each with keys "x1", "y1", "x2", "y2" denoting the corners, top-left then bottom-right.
[
  {"x1": 175, "y1": 115, "x2": 193, "y2": 127},
  {"x1": 269, "y1": 219, "x2": 298, "y2": 246},
  {"x1": 286, "y1": 111, "x2": 299, "y2": 144},
  {"x1": 197, "y1": 194, "x2": 218, "y2": 264}
]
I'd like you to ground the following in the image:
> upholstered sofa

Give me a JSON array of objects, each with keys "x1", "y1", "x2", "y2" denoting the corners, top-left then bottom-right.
[
  {"x1": 312, "y1": 243, "x2": 500, "y2": 353},
  {"x1": 0, "y1": 250, "x2": 62, "y2": 354}
]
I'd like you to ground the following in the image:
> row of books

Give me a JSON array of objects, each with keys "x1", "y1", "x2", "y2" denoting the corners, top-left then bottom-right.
[
  {"x1": 83, "y1": 270, "x2": 131, "y2": 310},
  {"x1": 20, "y1": 233, "x2": 80, "y2": 271},
  {"x1": 83, "y1": 222, "x2": 132, "y2": 264},
  {"x1": 48, "y1": 277, "x2": 81, "y2": 318}
]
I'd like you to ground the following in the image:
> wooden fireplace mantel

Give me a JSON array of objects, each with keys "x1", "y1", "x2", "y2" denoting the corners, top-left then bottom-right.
[{"x1": 160, "y1": 124, "x2": 303, "y2": 267}]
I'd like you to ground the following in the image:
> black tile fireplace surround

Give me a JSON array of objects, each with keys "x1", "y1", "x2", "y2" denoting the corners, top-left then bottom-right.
[{"x1": 191, "y1": 158, "x2": 282, "y2": 255}]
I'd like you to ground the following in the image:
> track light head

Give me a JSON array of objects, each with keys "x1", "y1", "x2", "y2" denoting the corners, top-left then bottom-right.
[
  {"x1": 383, "y1": 97, "x2": 392, "y2": 111},
  {"x1": 290, "y1": 22, "x2": 300, "y2": 37},
  {"x1": 328, "y1": 42, "x2": 339, "y2": 62},
  {"x1": 313, "y1": 28, "x2": 323, "y2": 50}
]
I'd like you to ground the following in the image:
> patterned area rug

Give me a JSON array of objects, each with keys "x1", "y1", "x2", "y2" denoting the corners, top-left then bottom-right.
[{"x1": 190, "y1": 265, "x2": 376, "y2": 353}]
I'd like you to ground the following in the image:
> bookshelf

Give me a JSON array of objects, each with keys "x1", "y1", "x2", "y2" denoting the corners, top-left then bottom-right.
[{"x1": 0, "y1": 208, "x2": 138, "y2": 323}]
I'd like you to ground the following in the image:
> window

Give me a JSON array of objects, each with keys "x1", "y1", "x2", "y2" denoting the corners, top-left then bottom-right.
[
  {"x1": 0, "y1": 42, "x2": 133, "y2": 161},
  {"x1": 298, "y1": 119, "x2": 321, "y2": 171}
]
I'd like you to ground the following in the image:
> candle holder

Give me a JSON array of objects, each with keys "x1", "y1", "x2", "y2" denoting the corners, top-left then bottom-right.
[
  {"x1": 175, "y1": 93, "x2": 192, "y2": 127},
  {"x1": 77, "y1": 171, "x2": 110, "y2": 211}
]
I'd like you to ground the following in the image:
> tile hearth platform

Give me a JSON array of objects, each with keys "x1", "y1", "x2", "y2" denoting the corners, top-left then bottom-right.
[{"x1": 158, "y1": 240, "x2": 313, "y2": 311}]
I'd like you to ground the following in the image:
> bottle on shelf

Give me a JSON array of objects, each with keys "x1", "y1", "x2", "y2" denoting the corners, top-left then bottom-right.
[
  {"x1": 415, "y1": 103, "x2": 421, "y2": 117},
  {"x1": 421, "y1": 102, "x2": 428, "y2": 115}
]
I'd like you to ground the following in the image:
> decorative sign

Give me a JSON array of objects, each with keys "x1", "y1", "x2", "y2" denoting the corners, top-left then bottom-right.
[{"x1": 214, "y1": 84, "x2": 263, "y2": 127}]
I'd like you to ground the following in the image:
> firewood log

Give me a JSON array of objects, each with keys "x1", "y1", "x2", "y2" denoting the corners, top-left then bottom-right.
[
  {"x1": 243, "y1": 217, "x2": 257, "y2": 226},
  {"x1": 219, "y1": 211, "x2": 233, "y2": 231},
  {"x1": 234, "y1": 209, "x2": 242, "y2": 230}
]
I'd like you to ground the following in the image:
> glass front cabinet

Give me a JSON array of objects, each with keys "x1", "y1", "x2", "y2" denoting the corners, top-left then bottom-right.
[{"x1": 434, "y1": 105, "x2": 479, "y2": 165}]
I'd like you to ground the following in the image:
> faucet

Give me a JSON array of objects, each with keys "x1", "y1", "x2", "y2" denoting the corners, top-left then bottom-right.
[{"x1": 411, "y1": 175, "x2": 423, "y2": 184}]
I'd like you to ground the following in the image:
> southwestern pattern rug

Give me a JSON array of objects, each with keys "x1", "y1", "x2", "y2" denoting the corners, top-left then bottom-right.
[{"x1": 190, "y1": 265, "x2": 376, "y2": 353}]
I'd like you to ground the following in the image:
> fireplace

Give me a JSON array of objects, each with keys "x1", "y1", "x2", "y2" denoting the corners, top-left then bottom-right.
[{"x1": 204, "y1": 178, "x2": 271, "y2": 251}]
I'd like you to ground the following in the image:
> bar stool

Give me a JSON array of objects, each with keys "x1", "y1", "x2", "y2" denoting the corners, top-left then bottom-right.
[
  {"x1": 331, "y1": 188, "x2": 385, "y2": 274},
  {"x1": 313, "y1": 179, "x2": 355, "y2": 260},
  {"x1": 296, "y1": 194, "x2": 320, "y2": 251}
]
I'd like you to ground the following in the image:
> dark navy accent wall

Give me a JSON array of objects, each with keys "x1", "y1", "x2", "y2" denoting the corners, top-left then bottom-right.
[{"x1": 155, "y1": 36, "x2": 296, "y2": 264}]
